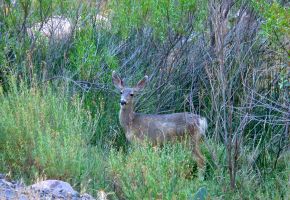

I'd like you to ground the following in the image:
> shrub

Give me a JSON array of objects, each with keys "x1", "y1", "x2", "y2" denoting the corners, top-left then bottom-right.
[
  {"x1": 0, "y1": 79, "x2": 106, "y2": 195},
  {"x1": 109, "y1": 0, "x2": 207, "y2": 39}
]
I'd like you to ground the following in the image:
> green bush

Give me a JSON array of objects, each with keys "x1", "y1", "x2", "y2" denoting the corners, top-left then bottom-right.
[
  {"x1": 109, "y1": 0, "x2": 207, "y2": 39},
  {"x1": 251, "y1": 0, "x2": 289, "y2": 41},
  {"x1": 0, "y1": 79, "x2": 106, "y2": 194}
]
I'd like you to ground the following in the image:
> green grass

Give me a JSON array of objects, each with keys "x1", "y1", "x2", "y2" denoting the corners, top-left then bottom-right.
[
  {"x1": 108, "y1": 143, "x2": 201, "y2": 199},
  {"x1": 107, "y1": 141, "x2": 288, "y2": 199}
]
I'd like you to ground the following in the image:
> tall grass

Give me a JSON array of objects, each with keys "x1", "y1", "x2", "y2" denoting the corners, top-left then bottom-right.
[
  {"x1": 0, "y1": 79, "x2": 107, "y2": 195},
  {"x1": 107, "y1": 141, "x2": 288, "y2": 199},
  {"x1": 109, "y1": 143, "x2": 201, "y2": 199}
]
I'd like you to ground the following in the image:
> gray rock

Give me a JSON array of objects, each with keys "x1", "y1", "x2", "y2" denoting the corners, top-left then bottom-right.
[
  {"x1": 30, "y1": 179, "x2": 79, "y2": 197},
  {"x1": 81, "y1": 193, "x2": 96, "y2": 200},
  {"x1": 0, "y1": 179, "x2": 14, "y2": 189},
  {"x1": 0, "y1": 176, "x2": 96, "y2": 200}
]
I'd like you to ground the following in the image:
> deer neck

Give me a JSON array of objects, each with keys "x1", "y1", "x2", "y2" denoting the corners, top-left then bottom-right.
[{"x1": 119, "y1": 104, "x2": 135, "y2": 129}]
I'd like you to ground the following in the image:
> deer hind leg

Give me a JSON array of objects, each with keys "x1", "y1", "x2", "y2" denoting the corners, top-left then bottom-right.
[
  {"x1": 192, "y1": 133, "x2": 205, "y2": 168},
  {"x1": 188, "y1": 125, "x2": 205, "y2": 168}
]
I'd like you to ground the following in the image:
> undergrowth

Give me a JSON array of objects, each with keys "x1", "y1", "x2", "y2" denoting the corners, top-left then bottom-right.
[
  {"x1": 0, "y1": 79, "x2": 106, "y2": 195},
  {"x1": 0, "y1": 80, "x2": 287, "y2": 199}
]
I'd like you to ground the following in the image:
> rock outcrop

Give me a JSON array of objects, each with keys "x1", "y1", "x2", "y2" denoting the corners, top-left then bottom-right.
[{"x1": 0, "y1": 174, "x2": 95, "y2": 200}]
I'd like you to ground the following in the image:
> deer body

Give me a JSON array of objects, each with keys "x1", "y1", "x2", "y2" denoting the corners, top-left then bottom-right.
[
  {"x1": 112, "y1": 71, "x2": 207, "y2": 167},
  {"x1": 120, "y1": 110, "x2": 206, "y2": 143}
]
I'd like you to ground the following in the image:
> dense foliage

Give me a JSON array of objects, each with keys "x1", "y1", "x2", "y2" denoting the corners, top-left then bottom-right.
[{"x1": 0, "y1": 0, "x2": 288, "y2": 199}]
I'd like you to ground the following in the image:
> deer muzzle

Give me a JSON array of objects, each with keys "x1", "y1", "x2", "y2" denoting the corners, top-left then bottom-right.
[{"x1": 120, "y1": 100, "x2": 127, "y2": 105}]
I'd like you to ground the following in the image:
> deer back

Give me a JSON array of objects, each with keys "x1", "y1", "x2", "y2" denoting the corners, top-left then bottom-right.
[{"x1": 125, "y1": 112, "x2": 204, "y2": 144}]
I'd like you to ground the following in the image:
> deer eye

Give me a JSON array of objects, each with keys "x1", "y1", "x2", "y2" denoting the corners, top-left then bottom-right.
[
  {"x1": 130, "y1": 94, "x2": 134, "y2": 96},
  {"x1": 120, "y1": 91, "x2": 123, "y2": 94}
]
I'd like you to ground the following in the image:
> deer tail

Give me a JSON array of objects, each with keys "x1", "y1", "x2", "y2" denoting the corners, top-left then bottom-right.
[{"x1": 198, "y1": 117, "x2": 208, "y2": 136}]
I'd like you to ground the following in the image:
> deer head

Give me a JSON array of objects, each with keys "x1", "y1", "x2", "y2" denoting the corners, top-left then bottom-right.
[{"x1": 112, "y1": 71, "x2": 148, "y2": 108}]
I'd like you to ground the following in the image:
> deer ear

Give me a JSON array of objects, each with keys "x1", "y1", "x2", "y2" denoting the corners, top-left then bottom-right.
[
  {"x1": 112, "y1": 71, "x2": 124, "y2": 90},
  {"x1": 134, "y1": 75, "x2": 148, "y2": 91}
]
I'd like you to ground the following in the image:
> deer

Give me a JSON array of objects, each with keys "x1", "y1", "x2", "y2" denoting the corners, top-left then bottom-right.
[{"x1": 112, "y1": 71, "x2": 208, "y2": 167}]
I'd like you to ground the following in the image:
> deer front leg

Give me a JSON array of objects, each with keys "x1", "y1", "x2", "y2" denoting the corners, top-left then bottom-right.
[{"x1": 192, "y1": 133, "x2": 205, "y2": 168}]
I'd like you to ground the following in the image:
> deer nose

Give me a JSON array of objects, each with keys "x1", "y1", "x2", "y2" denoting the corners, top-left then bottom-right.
[{"x1": 120, "y1": 100, "x2": 127, "y2": 105}]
